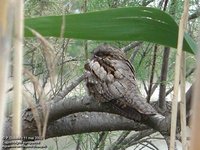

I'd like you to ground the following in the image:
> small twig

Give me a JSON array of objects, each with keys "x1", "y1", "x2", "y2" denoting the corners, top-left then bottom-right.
[
  {"x1": 60, "y1": 4, "x2": 66, "y2": 38},
  {"x1": 108, "y1": 131, "x2": 131, "y2": 150},
  {"x1": 142, "y1": 80, "x2": 148, "y2": 95},
  {"x1": 165, "y1": 67, "x2": 195, "y2": 96},
  {"x1": 129, "y1": 45, "x2": 141, "y2": 63},
  {"x1": 139, "y1": 141, "x2": 159, "y2": 150},
  {"x1": 94, "y1": 131, "x2": 109, "y2": 150},
  {"x1": 23, "y1": 69, "x2": 44, "y2": 103},
  {"x1": 59, "y1": 38, "x2": 70, "y2": 91},
  {"x1": 120, "y1": 129, "x2": 155, "y2": 148},
  {"x1": 137, "y1": 43, "x2": 153, "y2": 70},
  {"x1": 75, "y1": 134, "x2": 82, "y2": 150},
  {"x1": 121, "y1": 42, "x2": 142, "y2": 52},
  {"x1": 128, "y1": 130, "x2": 155, "y2": 146},
  {"x1": 145, "y1": 77, "x2": 160, "y2": 99},
  {"x1": 28, "y1": 28, "x2": 57, "y2": 95},
  {"x1": 147, "y1": 45, "x2": 157, "y2": 103},
  {"x1": 53, "y1": 74, "x2": 86, "y2": 102},
  {"x1": 83, "y1": 0, "x2": 88, "y2": 60},
  {"x1": 54, "y1": 137, "x2": 59, "y2": 150}
]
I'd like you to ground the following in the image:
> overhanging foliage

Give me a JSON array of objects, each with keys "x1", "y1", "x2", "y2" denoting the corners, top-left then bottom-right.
[{"x1": 25, "y1": 7, "x2": 197, "y2": 54}]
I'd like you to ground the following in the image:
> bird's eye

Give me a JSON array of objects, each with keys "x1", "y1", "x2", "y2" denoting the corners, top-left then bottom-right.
[
  {"x1": 95, "y1": 52, "x2": 103, "y2": 57},
  {"x1": 94, "y1": 55, "x2": 101, "y2": 59}
]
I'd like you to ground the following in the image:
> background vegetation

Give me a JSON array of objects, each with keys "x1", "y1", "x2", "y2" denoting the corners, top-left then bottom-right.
[{"x1": 3, "y1": 0, "x2": 200, "y2": 149}]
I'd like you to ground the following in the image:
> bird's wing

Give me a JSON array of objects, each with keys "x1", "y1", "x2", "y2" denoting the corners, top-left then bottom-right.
[
  {"x1": 105, "y1": 59, "x2": 157, "y2": 115},
  {"x1": 86, "y1": 57, "x2": 156, "y2": 116}
]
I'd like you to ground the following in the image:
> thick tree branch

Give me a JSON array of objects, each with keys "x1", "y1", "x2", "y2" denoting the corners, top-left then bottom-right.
[
  {"x1": 3, "y1": 94, "x2": 168, "y2": 138},
  {"x1": 4, "y1": 112, "x2": 148, "y2": 138},
  {"x1": 47, "y1": 112, "x2": 146, "y2": 137},
  {"x1": 3, "y1": 77, "x2": 193, "y2": 139},
  {"x1": 50, "y1": 95, "x2": 172, "y2": 135}
]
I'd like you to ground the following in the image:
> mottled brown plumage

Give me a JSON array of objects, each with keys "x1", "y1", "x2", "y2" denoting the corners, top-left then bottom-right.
[{"x1": 85, "y1": 45, "x2": 157, "y2": 121}]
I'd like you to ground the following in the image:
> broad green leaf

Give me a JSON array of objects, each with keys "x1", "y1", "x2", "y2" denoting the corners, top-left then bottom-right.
[{"x1": 25, "y1": 7, "x2": 197, "y2": 54}]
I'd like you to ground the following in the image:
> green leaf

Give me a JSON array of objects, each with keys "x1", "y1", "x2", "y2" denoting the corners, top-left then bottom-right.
[{"x1": 25, "y1": 7, "x2": 197, "y2": 54}]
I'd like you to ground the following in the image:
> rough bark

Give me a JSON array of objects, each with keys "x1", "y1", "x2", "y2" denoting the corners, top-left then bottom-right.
[
  {"x1": 3, "y1": 82, "x2": 193, "y2": 139},
  {"x1": 4, "y1": 112, "x2": 148, "y2": 139}
]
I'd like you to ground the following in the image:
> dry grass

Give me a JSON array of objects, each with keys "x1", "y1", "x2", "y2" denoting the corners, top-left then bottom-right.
[
  {"x1": 0, "y1": 0, "x2": 14, "y2": 149},
  {"x1": 170, "y1": 0, "x2": 189, "y2": 149}
]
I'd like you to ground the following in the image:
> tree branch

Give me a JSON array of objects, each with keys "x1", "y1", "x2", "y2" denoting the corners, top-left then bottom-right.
[
  {"x1": 158, "y1": 47, "x2": 170, "y2": 111},
  {"x1": 3, "y1": 94, "x2": 168, "y2": 138},
  {"x1": 189, "y1": 8, "x2": 200, "y2": 20},
  {"x1": 121, "y1": 42, "x2": 142, "y2": 52},
  {"x1": 3, "y1": 77, "x2": 193, "y2": 139},
  {"x1": 4, "y1": 112, "x2": 148, "y2": 138}
]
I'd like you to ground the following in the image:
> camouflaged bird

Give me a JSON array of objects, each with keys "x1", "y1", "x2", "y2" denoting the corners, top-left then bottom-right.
[{"x1": 85, "y1": 45, "x2": 157, "y2": 122}]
